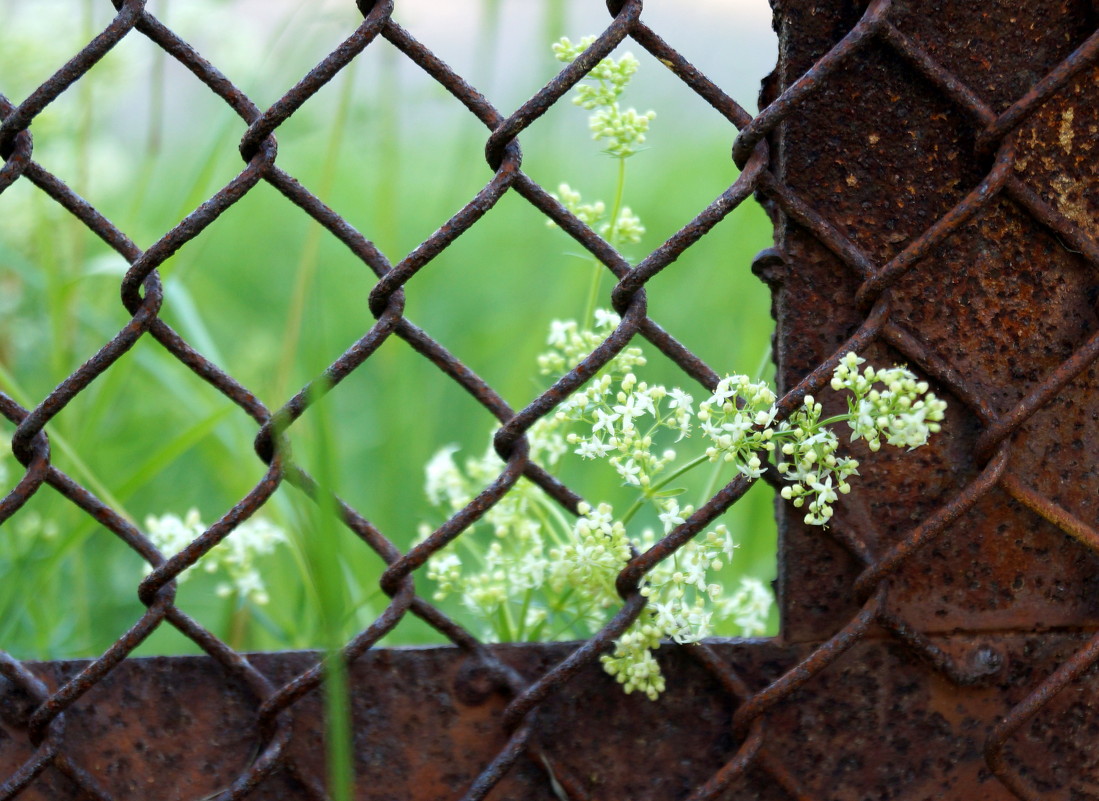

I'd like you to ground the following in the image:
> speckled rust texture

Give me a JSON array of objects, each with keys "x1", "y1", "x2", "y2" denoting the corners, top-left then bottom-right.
[
  {"x1": 4, "y1": 638, "x2": 1099, "y2": 800},
  {"x1": 765, "y1": 0, "x2": 1099, "y2": 641}
]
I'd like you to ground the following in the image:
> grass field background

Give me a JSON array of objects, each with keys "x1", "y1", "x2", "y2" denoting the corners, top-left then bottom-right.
[{"x1": 0, "y1": 0, "x2": 779, "y2": 658}]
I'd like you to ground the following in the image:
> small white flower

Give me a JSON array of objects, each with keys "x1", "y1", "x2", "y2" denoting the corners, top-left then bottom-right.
[
  {"x1": 657, "y1": 499, "x2": 686, "y2": 534},
  {"x1": 613, "y1": 394, "x2": 646, "y2": 422},
  {"x1": 721, "y1": 577, "x2": 772, "y2": 636},
  {"x1": 615, "y1": 458, "x2": 642, "y2": 486},
  {"x1": 593, "y1": 308, "x2": 620, "y2": 330},
  {"x1": 424, "y1": 445, "x2": 468, "y2": 511},
  {"x1": 547, "y1": 319, "x2": 573, "y2": 347},
  {"x1": 592, "y1": 407, "x2": 620, "y2": 436},
  {"x1": 668, "y1": 387, "x2": 694, "y2": 414},
  {"x1": 576, "y1": 438, "x2": 612, "y2": 459}
]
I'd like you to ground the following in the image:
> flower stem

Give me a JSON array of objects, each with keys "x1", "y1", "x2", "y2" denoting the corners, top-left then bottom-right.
[
  {"x1": 496, "y1": 603, "x2": 515, "y2": 643},
  {"x1": 581, "y1": 157, "x2": 628, "y2": 325},
  {"x1": 228, "y1": 596, "x2": 249, "y2": 651},
  {"x1": 516, "y1": 586, "x2": 534, "y2": 640},
  {"x1": 606, "y1": 157, "x2": 628, "y2": 246},
  {"x1": 698, "y1": 455, "x2": 725, "y2": 509},
  {"x1": 621, "y1": 452, "x2": 711, "y2": 525}
]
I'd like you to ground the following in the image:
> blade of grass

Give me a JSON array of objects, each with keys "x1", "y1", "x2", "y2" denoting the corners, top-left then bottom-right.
[
  {"x1": 0, "y1": 362, "x2": 132, "y2": 520},
  {"x1": 111, "y1": 404, "x2": 236, "y2": 500},
  {"x1": 284, "y1": 376, "x2": 353, "y2": 800},
  {"x1": 274, "y1": 62, "x2": 359, "y2": 401}
]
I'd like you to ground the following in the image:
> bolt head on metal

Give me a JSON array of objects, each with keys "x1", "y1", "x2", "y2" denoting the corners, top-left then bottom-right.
[{"x1": 970, "y1": 646, "x2": 1004, "y2": 677}]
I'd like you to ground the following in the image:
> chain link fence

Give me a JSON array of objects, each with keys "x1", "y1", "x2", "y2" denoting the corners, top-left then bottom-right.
[{"x1": 1, "y1": 0, "x2": 1098, "y2": 798}]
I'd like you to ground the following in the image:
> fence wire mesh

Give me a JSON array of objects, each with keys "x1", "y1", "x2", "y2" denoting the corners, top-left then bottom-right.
[{"x1": 1, "y1": 0, "x2": 1098, "y2": 799}]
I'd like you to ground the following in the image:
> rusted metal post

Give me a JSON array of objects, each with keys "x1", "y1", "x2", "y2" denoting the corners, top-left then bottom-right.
[
  {"x1": 746, "y1": 0, "x2": 1099, "y2": 797},
  {"x1": 761, "y1": 0, "x2": 1099, "y2": 646}
]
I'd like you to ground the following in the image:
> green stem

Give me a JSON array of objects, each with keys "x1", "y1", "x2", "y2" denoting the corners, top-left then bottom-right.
[
  {"x1": 228, "y1": 596, "x2": 250, "y2": 652},
  {"x1": 621, "y1": 452, "x2": 711, "y2": 525},
  {"x1": 818, "y1": 413, "x2": 854, "y2": 428},
  {"x1": 455, "y1": 524, "x2": 493, "y2": 568},
  {"x1": 290, "y1": 378, "x2": 353, "y2": 801},
  {"x1": 322, "y1": 653, "x2": 353, "y2": 801},
  {"x1": 698, "y1": 455, "x2": 725, "y2": 509},
  {"x1": 502, "y1": 582, "x2": 518, "y2": 638},
  {"x1": 515, "y1": 586, "x2": 533, "y2": 640},
  {"x1": 581, "y1": 157, "x2": 628, "y2": 325},
  {"x1": 606, "y1": 157, "x2": 628, "y2": 246},
  {"x1": 532, "y1": 493, "x2": 574, "y2": 549},
  {"x1": 545, "y1": 597, "x2": 593, "y2": 641},
  {"x1": 581, "y1": 253, "x2": 603, "y2": 330},
  {"x1": 653, "y1": 452, "x2": 712, "y2": 495},
  {"x1": 495, "y1": 603, "x2": 514, "y2": 643}
]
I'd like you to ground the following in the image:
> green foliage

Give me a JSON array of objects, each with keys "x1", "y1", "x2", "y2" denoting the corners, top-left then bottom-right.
[{"x1": 0, "y1": 5, "x2": 776, "y2": 660}]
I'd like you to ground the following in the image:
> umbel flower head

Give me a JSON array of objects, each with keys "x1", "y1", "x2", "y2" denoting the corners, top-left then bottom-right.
[
  {"x1": 421, "y1": 312, "x2": 947, "y2": 699},
  {"x1": 831, "y1": 351, "x2": 947, "y2": 451},
  {"x1": 552, "y1": 36, "x2": 657, "y2": 159},
  {"x1": 144, "y1": 509, "x2": 287, "y2": 605}
]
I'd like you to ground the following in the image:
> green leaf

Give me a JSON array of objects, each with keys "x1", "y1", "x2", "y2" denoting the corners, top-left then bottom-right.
[{"x1": 652, "y1": 487, "x2": 687, "y2": 498}]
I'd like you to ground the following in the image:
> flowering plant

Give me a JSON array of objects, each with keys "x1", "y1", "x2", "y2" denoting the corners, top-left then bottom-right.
[
  {"x1": 421, "y1": 313, "x2": 946, "y2": 699},
  {"x1": 416, "y1": 37, "x2": 947, "y2": 699},
  {"x1": 144, "y1": 508, "x2": 288, "y2": 649},
  {"x1": 548, "y1": 37, "x2": 655, "y2": 324},
  {"x1": 143, "y1": 509, "x2": 287, "y2": 606}
]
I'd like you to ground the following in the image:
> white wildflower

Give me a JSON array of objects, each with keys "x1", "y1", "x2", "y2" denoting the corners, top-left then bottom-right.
[{"x1": 144, "y1": 509, "x2": 285, "y2": 605}]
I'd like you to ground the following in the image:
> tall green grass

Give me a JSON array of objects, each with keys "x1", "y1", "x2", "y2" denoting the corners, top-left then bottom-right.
[{"x1": 0, "y1": 0, "x2": 776, "y2": 662}]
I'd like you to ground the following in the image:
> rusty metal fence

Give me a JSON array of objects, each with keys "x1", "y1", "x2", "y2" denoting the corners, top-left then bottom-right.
[{"x1": 1, "y1": 0, "x2": 1098, "y2": 798}]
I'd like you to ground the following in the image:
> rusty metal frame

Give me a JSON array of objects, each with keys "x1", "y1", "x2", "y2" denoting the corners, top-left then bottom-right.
[{"x1": 1, "y1": 0, "x2": 1098, "y2": 798}]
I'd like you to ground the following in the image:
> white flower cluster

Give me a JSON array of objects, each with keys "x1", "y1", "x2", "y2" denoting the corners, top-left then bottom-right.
[
  {"x1": 553, "y1": 36, "x2": 657, "y2": 158},
  {"x1": 536, "y1": 311, "x2": 644, "y2": 377},
  {"x1": 597, "y1": 522, "x2": 753, "y2": 700},
  {"x1": 774, "y1": 395, "x2": 861, "y2": 527},
  {"x1": 546, "y1": 333, "x2": 773, "y2": 698},
  {"x1": 770, "y1": 353, "x2": 947, "y2": 526},
  {"x1": 548, "y1": 183, "x2": 605, "y2": 228},
  {"x1": 144, "y1": 509, "x2": 287, "y2": 605},
  {"x1": 422, "y1": 313, "x2": 790, "y2": 699},
  {"x1": 559, "y1": 364, "x2": 687, "y2": 486},
  {"x1": 421, "y1": 314, "x2": 948, "y2": 699},
  {"x1": 552, "y1": 37, "x2": 636, "y2": 106},
  {"x1": 549, "y1": 183, "x2": 646, "y2": 246},
  {"x1": 546, "y1": 36, "x2": 652, "y2": 254},
  {"x1": 558, "y1": 340, "x2": 945, "y2": 695},
  {"x1": 419, "y1": 419, "x2": 567, "y2": 642},
  {"x1": 550, "y1": 501, "x2": 634, "y2": 611},
  {"x1": 832, "y1": 352, "x2": 948, "y2": 450}
]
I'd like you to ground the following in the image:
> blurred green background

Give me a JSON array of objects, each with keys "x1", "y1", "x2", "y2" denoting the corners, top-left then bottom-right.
[{"x1": 0, "y1": 0, "x2": 778, "y2": 658}]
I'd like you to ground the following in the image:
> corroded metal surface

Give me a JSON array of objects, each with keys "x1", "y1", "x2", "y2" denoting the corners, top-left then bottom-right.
[
  {"x1": 0, "y1": 1, "x2": 1097, "y2": 800},
  {"x1": 761, "y1": 0, "x2": 1099, "y2": 645},
  {"x1": 3, "y1": 637, "x2": 1099, "y2": 800}
]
